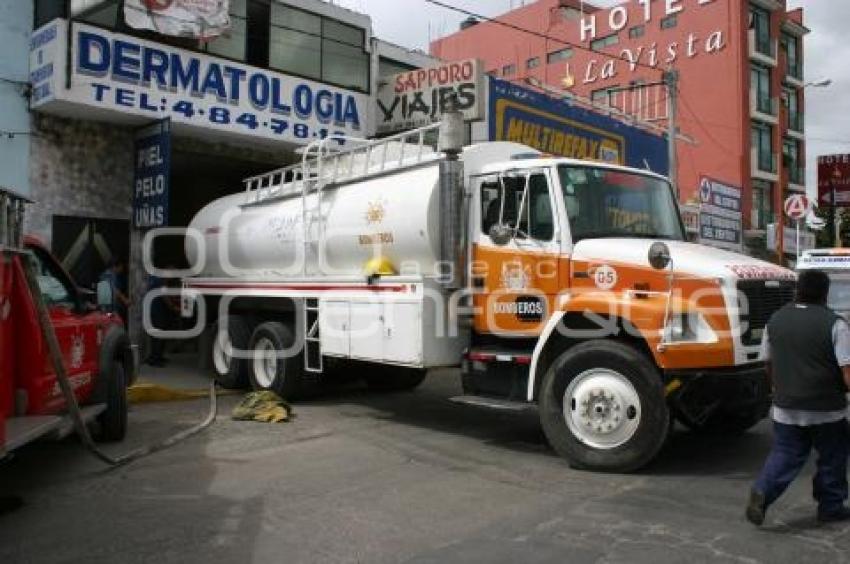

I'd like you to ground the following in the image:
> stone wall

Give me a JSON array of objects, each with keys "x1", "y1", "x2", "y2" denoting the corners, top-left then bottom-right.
[{"x1": 26, "y1": 113, "x2": 134, "y2": 243}]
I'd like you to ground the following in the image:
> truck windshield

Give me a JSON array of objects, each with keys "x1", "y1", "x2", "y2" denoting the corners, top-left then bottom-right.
[{"x1": 558, "y1": 165, "x2": 685, "y2": 243}]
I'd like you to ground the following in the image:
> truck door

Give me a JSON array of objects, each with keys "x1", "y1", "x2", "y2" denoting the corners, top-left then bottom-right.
[
  {"x1": 471, "y1": 168, "x2": 566, "y2": 336},
  {"x1": 24, "y1": 248, "x2": 99, "y2": 414}
]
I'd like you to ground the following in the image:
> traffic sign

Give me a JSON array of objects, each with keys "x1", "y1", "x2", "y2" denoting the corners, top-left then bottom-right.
[{"x1": 784, "y1": 194, "x2": 811, "y2": 220}]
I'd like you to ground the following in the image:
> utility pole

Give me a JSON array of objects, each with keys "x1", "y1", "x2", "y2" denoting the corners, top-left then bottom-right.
[{"x1": 664, "y1": 69, "x2": 680, "y2": 199}]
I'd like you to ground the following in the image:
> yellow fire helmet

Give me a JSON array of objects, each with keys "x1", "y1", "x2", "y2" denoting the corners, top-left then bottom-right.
[{"x1": 364, "y1": 256, "x2": 397, "y2": 277}]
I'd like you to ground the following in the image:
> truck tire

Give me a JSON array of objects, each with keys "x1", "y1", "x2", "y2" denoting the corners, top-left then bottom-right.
[
  {"x1": 539, "y1": 340, "x2": 669, "y2": 473},
  {"x1": 210, "y1": 316, "x2": 252, "y2": 389},
  {"x1": 364, "y1": 366, "x2": 427, "y2": 392},
  {"x1": 96, "y1": 362, "x2": 128, "y2": 442},
  {"x1": 248, "y1": 321, "x2": 306, "y2": 400}
]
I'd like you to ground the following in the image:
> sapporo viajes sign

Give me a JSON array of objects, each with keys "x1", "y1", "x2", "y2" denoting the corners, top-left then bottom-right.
[
  {"x1": 573, "y1": 0, "x2": 727, "y2": 85},
  {"x1": 817, "y1": 154, "x2": 850, "y2": 207},
  {"x1": 124, "y1": 0, "x2": 231, "y2": 38},
  {"x1": 29, "y1": 20, "x2": 369, "y2": 147},
  {"x1": 133, "y1": 119, "x2": 171, "y2": 229},
  {"x1": 376, "y1": 58, "x2": 484, "y2": 134},
  {"x1": 698, "y1": 176, "x2": 742, "y2": 252}
]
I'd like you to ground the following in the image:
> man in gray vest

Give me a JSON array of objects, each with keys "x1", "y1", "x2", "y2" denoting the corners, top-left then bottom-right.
[{"x1": 746, "y1": 269, "x2": 850, "y2": 525}]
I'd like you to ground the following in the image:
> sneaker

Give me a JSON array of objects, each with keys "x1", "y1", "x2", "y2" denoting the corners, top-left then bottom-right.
[
  {"x1": 817, "y1": 506, "x2": 850, "y2": 523},
  {"x1": 746, "y1": 490, "x2": 767, "y2": 526}
]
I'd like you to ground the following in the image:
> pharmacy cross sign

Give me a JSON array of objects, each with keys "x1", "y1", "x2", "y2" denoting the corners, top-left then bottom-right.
[{"x1": 784, "y1": 194, "x2": 811, "y2": 221}]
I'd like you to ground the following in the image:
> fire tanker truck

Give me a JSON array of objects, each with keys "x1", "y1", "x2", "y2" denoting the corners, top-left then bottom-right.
[{"x1": 181, "y1": 114, "x2": 795, "y2": 472}]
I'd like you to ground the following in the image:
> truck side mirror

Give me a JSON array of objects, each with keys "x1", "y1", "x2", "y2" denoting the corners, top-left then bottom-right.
[
  {"x1": 489, "y1": 224, "x2": 513, "y2": 246},
  {"x1": 648, "y1": 242, "x2": 672, "y2": 270},
  {"x1": 96, "y1": 280, "x2": 114, "y2": 309}
]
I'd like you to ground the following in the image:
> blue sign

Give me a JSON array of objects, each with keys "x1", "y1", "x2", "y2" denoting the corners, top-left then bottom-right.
[
  {"x1": 133, "y1": 119, "x2": 171, "y2": 229},
  {"x1": 30, "y1": 21, "x2": 370, "y2": 146},
  {"x1": 698, "y1": 176, "x2": 742, "y2": 251},
  {"x1": 488, "y1": 77, "x2": 669, "y2": 175}
]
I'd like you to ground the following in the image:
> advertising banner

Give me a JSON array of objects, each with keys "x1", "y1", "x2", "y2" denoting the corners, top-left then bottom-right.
[
  {"x1": 698, "y1": 176, "x2": 742, "y2": 252},
  {"x1": 133, "y1": 119, "x2": 171, "y2": 229},
  {"x1": 817, "y1": 154, "x2": 850, "y2": 207},
  {"x1": 29, "y1": 20, "x2": 369, "y2": 148},
  {"x1": 124, "y1": 0, "x2": 231, "y2": 39},
  {"x1": 488, "y1": 78, "x2": 669, "y2": 174},
  {"x1": 377, "y1": 59, "x2": 483, "y2": 135}
]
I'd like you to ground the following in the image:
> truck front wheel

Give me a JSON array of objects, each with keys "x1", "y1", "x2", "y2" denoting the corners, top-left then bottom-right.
[
  {"x1": 539, "y1": 340, "x2": 668, "y2": 473},
  {"x1": 96, "y1": 362, "x2": 128, "y2": 442},
  {"x1": 210, "y1": 316, "x2": 252, "y2": 389},
  {"x1": 248, "y1": 321, "x2": 306, "y2": 400}
]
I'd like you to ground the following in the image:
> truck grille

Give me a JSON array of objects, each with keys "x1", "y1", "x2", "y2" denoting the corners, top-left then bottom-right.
[{"x1": 738, "y1": 280, "x2": 795, "y2": 347}]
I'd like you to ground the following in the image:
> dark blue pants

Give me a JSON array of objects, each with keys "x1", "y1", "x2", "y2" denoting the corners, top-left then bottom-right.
[{"x1": 754, "y1": 420, "x2": 849, "y2": 513}]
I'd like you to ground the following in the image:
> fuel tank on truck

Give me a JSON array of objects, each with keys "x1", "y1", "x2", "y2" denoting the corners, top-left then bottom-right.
[{"x1": 187, "y1": 142, "x2": 536, "y2": 279}]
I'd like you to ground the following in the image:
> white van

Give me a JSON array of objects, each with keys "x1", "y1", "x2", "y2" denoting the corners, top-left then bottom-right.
[{"x1": 797, "y1": 249, "x2": 850, "y2": 318}]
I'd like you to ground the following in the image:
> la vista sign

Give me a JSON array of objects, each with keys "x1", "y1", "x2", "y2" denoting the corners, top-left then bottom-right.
[{"x1": 574, "y1": 0, "x2": 726, "y2": 84}]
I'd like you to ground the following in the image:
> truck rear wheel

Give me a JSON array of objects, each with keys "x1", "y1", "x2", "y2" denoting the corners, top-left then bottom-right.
[
  {"x1": 96, "y1": 362, "x2": 127, "y2": 442},
  {"x1": 248, "y1": 321, "x2": 306, "y2": 400},
  {"x1": 210, "y1": 316, "x2": 251, "y2": 389},
  {"x1": 539, "y1": 340, "x2": 668, "y2": 473},
  {"x1": 364, "y1": 366, "x2": 427, "y2": 392}
]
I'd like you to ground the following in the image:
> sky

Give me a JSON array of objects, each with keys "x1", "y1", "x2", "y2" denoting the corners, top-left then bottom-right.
[{"x1": 334, "y1": 0, "x2": 848, "y2": 199}]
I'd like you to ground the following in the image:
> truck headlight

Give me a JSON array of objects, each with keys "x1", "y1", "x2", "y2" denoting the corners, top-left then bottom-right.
[{"x1": 665, "y1": 312, "x2": 718, "y2": 344}]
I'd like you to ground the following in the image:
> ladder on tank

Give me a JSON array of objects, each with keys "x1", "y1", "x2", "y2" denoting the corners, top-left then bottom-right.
[{"x1": 242, "y1": 123, "x2": 443, "y2": 274}]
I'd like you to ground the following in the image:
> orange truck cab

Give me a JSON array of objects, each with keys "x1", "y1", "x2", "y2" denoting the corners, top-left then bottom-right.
[{"x1": 0, "y1": 188, "x2": 136, "y2": 459}]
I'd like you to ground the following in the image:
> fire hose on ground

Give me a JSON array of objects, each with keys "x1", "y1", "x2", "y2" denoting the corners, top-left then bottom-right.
[{"x1": 23, "y1": 256, "x2": 218, "y2": 468}]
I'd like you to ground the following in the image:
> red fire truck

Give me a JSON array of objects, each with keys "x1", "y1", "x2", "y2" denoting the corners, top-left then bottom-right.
[{"x1": 0, "y1": 187, "x2": 136, "y2": 458}]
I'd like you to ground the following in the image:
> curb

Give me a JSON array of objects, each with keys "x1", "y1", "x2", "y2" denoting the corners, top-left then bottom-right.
[{"x1": 128, "y1": 381, "x2": 238, "y2": 404}]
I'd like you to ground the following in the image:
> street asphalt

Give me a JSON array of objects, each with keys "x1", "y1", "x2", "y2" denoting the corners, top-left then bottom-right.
[{"x1": 1, "y1": 361, "x2": 849, "y2": 564}]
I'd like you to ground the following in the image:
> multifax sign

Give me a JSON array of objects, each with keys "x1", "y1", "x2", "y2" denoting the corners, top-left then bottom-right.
[{"x1": 30, "y1": 21, "x2": 371, "y2": 145}]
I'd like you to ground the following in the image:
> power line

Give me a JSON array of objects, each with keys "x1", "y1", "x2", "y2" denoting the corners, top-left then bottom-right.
[{"x1": 424, "y1": 0, "x2": 664, "y2": 74}]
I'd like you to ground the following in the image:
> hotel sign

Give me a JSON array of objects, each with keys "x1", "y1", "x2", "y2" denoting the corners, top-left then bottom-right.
[
  {"x1": 818, "y1": 154, "x2": 850, "y2": 207},
  {"x1": 29, "y1": 20, "x2": 371, "y2": 148},
  {"x1": 573, "y1": 0, "x2": 727, "y2": 85}
]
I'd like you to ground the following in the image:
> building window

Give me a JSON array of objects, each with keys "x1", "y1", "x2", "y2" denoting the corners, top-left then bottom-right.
[
  {"x1": 751, "y1": 64, "x2": 774, "y2": 115},
  {"x1": 269, "y1": 4, "x2": 370, "y2": 92},
  {"x1": 628, "y1": 25, "x2": 645, "y2": 39},
  {"x1": 527, "y1": 57, "x2": 540, "y2": 70},
  {"x1": 660, "y1": 15, "x2": 677, "y2": 29},
  {"x1": 205, "y1": 0, "x2": 247, "y2": 62},
  {"x1": 590, "y1": 34, "x2": 619, "y2": 51},
  {"x1": 783, "y1": 87, "x2": 802, "y2": 132},
  {"x1": 558, "y1": 7, "x2": 582, "y2": 21},
  {"x1": 379, "y1": 57, "x2": 417, "y2": 78},
  {"x1": 783, "y1": 138, "x2": 803, "y2": 184},
  {"x1": 752, "y1": 122, "x2": 775, "y2": 173},
  {"x1": 547, "y1": 47, "x2": 573, "y2": 64},
  {"x1": 35, "y1": 0, "x2": 67, "y2": 27},
  {"x1": 750, "y1": 5, "x2": 773, "y2": 57},
  {"x1": 591, "y1": 86, "x2": 618, "y2": 107},
  {"x1": 782, "y1": 33, "x2": 802, "y2": 80},
  {"x1": 751, "y1": 179, "x2": 774, "y2": 229},
  {"x1": 502, "y1": 64, "x2": 516, "y2": 77}
]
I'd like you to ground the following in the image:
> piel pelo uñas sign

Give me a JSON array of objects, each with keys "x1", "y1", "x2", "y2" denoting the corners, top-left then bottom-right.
[
  {"x1": 377, "y1": 59, "x2": 483, "y2": 134},
  {"x1": 29, "y1": 20, "x2": 370, "y2": 147}
]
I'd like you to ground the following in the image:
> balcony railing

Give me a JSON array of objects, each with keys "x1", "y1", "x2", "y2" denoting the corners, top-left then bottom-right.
[
  {"x1": 756, "y1": 151, "x2": 778, "y2": 174},
  {"x1": 756, "y1": 94, "x2": 778, "y2": 116},
  {"x1": 787, "y1": 111, "x2": 804, "y2": 132},
  {"x1": 786, "y1": 62, "x2": 803, "y2": 81},
  {"x1": 749, "y1": 29, "x2": 777, "y2": 61},
  {"x1": 787, "y1": 165, "x2": 805, "y2": 185}
]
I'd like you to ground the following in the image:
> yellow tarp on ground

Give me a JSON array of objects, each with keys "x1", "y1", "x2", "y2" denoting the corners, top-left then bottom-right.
[
  {"x1": 231, "y1": 391, "x2": 292, "y2": 423},
  {"x1": 128, "y1": 381, "x2": 237, "y2": 404}
]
